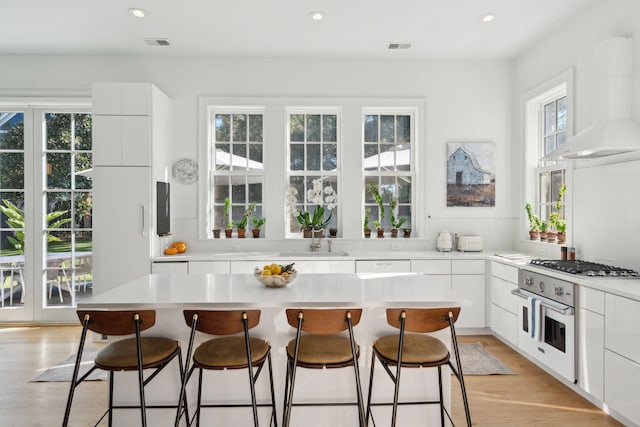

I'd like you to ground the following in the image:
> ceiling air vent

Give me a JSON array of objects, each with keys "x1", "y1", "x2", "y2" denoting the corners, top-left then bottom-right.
[
  {"x1": 388, "y1": 43, "x2": 412, "y2": 50},
  {"x1": 144, "y1": 38, "x2": 171, "y2": 47}
]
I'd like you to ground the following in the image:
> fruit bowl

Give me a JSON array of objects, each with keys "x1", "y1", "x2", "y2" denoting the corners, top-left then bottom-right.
[{"x1": 254, "y1": 264, "x2": 297, "y2": 288}]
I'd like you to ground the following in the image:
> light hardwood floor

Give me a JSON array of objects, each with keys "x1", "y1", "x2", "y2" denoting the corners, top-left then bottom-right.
[{"x1": 0, "y1": 326, "x2": 622, "y2": 426}]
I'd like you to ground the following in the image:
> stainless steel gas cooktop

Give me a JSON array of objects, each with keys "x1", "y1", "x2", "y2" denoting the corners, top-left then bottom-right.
[{"x1": 530, "y1": 259, "x2": 640, "y2": 277}]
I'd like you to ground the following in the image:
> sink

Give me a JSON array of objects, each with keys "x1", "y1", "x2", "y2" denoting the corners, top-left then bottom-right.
[{"x1": 277, "y1": 251, "x2": 350, "y2": 257}]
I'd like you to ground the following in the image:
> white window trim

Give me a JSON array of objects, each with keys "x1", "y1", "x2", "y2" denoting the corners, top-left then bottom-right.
[
  {"x1": 521, "y1": 68, "x2": 574, "y2": 242},
  {"x1": 197, "y1": 96, "x2": 425, "y2": 240}
]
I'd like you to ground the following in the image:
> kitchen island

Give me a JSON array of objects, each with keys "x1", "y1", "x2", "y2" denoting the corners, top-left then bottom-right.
[{"x1": 78, "y1": 272, "x2": 470, "y2": 426}]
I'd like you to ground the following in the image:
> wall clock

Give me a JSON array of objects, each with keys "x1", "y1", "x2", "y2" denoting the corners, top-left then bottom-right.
[{"x1": 172, "y1": 158, "x2": 198, "y2": 184}]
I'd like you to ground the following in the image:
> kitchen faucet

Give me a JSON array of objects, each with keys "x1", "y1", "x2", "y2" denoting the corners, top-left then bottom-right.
[{"x1": 309, "y1": 228, "x2": 323, "y2": 252}]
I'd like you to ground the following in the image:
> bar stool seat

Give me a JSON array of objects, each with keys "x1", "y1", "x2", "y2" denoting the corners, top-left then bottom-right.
[
  {"x1": 193, "y1": 336, "x2": 270, "y2": 369},
  {"x1": 285, "y1": 334, "x2": 358, "y2": 366},
  {"x1": 373, "y1": 334, "x2": 449, "y2": 366},
  {"x1": 95, "y1": 336, "x2": 180, "y2": 370}
]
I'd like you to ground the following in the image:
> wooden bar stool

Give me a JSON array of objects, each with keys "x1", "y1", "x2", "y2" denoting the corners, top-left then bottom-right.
[
  {"x1": 282, "y1": 308, "x2": 365, "y2": 427},
  {"x1": 175, "y1": 310, "x2": 277, "y2": 427},
  {"x1": 365, "y1": 307, "x2": 471, "y2": 427},
  {"x1": 63, "y1": 310, "x2": 187, "y2": 427}
]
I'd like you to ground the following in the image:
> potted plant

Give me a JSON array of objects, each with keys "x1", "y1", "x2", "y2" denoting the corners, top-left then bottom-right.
[
  {"x1": 539, "y1": 220, "x2": 548, "y2": 242},
  {"x1": 389, "y1": 198, "x2": 407, "y2": 238},
  {"x1": 368, "y1": 180, "x2": 385, "y2": 237},
  {"x1": 363, "y1": 207, "x2": 372, "y2": 238},
  {"x1": 525, "y1": 203, "x2": 541, "y2": 240},
  {"x1": 224, "y1": 197, "x2": 233, "y2": 238},
  {"x1": 252, "y1": 215, "x2": 266, "y2": 238},
  {"x1": 235, "y1": 202, "x2": 256, "y2": 238},
  {"x1": 553, "y1": 185, "x2": 567, "y2": 244},
  {"x1": 286, "y1": 179, "x2": 336, "y2": 238}
]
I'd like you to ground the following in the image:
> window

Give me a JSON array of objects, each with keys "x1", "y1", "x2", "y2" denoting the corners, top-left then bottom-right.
[
  {"x1": 363, "y1": 111, "x2": 414, "y2": 231},
  {"x1": 523, "y1": 70, "x2": 572, "y2": 240},
  {"x1": 287, "y1": 110, "x2": 339, "y2": 235},
  {"x1": 209, "y1": 109, "x2": 264, "y2": 236}
]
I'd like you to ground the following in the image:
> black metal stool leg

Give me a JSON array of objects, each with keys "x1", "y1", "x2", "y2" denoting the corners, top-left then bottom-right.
[
  {"x1": 267, "y1": 351, "x2": 278, "y2": 427},
  {"x1": 438, "y1": 366, "x2": 445, "y2": 427},
  {"x1": 365, "y1": 351, "x2": 376, "y2": 426}
]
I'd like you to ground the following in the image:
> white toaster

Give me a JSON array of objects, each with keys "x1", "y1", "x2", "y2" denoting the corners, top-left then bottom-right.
[{"x1": 457, "y1": 235, "x2": 483, "y2": 252}]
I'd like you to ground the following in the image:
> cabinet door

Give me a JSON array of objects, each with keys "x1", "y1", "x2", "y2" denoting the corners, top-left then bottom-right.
[
  {"x1": 122, "y1": 83, "x2": 152, "y2": 115},
  {"x1": 411, "y1": 259, "x2": 451, "y2": 274},
  {"x1": 122, "y1": 116, "x2": 151, "y2": 166},
  {"x1": 490, "y1": 275, "x2": 518, "y2": 313},
  {"x1": 356, "y1": 260, "x2": 410, "y2": 274},
  {"x1": 92, "y1": 82, "x2": 151, "y2": 115},
  {"x1": 152, "y1": 262, "x2": 188, "y2": 274},
  {"x1": 605, "y1": 349, "x2": 640, "y2": 425},
  {"x1": 605, "y1": 294, "x2": 640, "y2": 362},
  {"x1": 490, "y1": 261, "x2": 519, "y2": 283},
  {"x1": 92, "y1": 115, "x2": 123, "y2": 166},
  {"x1": 452, "y1": 259, "x2": 485, "y2": 275},
  {"x1": 189, "y1": 261, "x2": 231, "y2": 274},
  {"x1": 452, "y1": 274, "x2": 485, "y2": 328},
  {"x1": 491, "y1": 304, "x2": 517, "y2": 345},
  {"x1": 93, "y1": 167, "x2": 151, "y2": 294},
  {"x1": 579, "y1": 308, "x2": 604, "y2": 401}
]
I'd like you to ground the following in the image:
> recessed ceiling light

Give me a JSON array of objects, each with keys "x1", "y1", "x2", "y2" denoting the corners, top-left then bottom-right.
[
  {"x1": 480, "y1": 13, "x2": 496, "y2": 23},
  {"x1": 308, "y1": 11, "x2": 325, "y2": 21},
  {"x1": 129, "y1": 8, "x2": 148, "y2": 18}
]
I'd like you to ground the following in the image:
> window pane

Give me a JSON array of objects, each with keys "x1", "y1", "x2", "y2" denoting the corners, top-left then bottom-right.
[
  {"x1": 395, "y1": 146, "x2": 410, "y2": 172},
  {"x1": 306, "y1": 115, "x2": 321, "y2": 142},
  {"x1": 215, "y1": 114, "x2": 230, "y2": 142},
  {"x1": 232, "y1": 143, "x2": 247, "y2": 169},
  {"x1": 364, "y1": 115, "x2": 378, "y2": 142},
  {"x1": 213, "y1": 176, "x2": 230, "y2": 204},
  {"x1": 398, "y1": 177, "x2": 411, "y2": 203},
  {"x1": 248, "y1": 143, "x2": 263, "y2": 170},
  {"x1": 557, "y1": 97, "x2": 567, "y2": 131},
  {"x1": 290, "y1": 114, "x2": 304, "y2": 142},
  {"x1": 290, "y1": 144, "x2": 304, "y2": 170},
  {"x1": 323, "y1": 115, "x2": 337, "y2": 142},
  {"x1": 47, "y1": 153, "x2": 71, "y2": 190},
  {"x1": 46, "y1": 192, "x2": 72, "y2": 232},
  {"x1": 0, "y1": 112, "x2": 24, "y2": 150},
  {"x1": 307, "y1": 144, "x2": 321, "y2": 170},
  {"x1": 380, "y1": 115, "x2": 395, "y2": 142},
  {"x1": 0, "y1": 153, "x2": 24, "y2": 189},
  {"x1": 46, "y1": 113, "x2": 71, "y2": 150},
  {"x1": 249, "y1": 114, "x2": 263, "y2": 142},
  {"x1": 322, "y1": 143, "x2": 337, "y2": 171},
  {"x1": 544, "y1": 136, "x2": 555, "y2": 156},
  {"x1": 396, "y1": 115, "x2": 411, "y2": 143},
  {"x1": 248, "y1": 183, "x2": 262, "y2": 203},
  {"x1": 556, "y1": 132, "x2": 566, "y2": 147},
  {"x1": 539, "y1": 172, "x2": 550, "y2": 204},
  {"x1": 74, "y1": 192, "x2": 92, "y2": 228},
  {"x1": 215, "y1": 144, "x2": 230, "y2": 171},
  {"x1": 232, "y1": 181, "x2": 246, "y2": 204},
  {"x1": 232, "y1": 114, "x2": 247, "y2": 142},
  {"x1": 544, "y1": 102, "x2": 556, "y2": 135},
  {"x1": 75, "y1": 152, "x2": 92, "y2": 190},
  {"x1": 74, "y1": 113, "x2": 92, "y2": 150},
  {"x1": 364, "y1": 144, "x2": 379, "y2": 171}
]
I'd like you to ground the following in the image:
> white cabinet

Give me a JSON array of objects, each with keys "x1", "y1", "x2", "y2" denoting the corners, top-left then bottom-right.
[
  {"x1": 189, "y1": 261, "x2": 231, "y2": 274},
  {"x1": 152, "y1": 261, "x2": 189, "y2": 275},
  {"x1": 93, "y1": 115, "x2": 151, "y2": 166},
  {"x1": 489, "y1": 261, "x2": 519, "y2": 345},
  {"x1": 356, "y1": 260, "x2": 410, "y2": 274},
  {"x1": 92, "y1": 82, "x2": 171, "y2": 294},
  {"x1": 411, "y1": 259, "x2": 451, "y2": 275},
  {"x1": 604, "y1": 293, "x2": 640, "y2": 424},
  {"x1": 579, "y1": 287, "x2": 604, "y2": 401},
  {"x1": 452, "y1": 260, "x2": 485, "y2": 328},
  {"x1": 93, "y1": 167, "x2": 152, "y2": 293}
]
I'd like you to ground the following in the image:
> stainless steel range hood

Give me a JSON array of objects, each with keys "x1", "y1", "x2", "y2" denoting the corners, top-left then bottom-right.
[{"x1": 543, "y1": 37, "x2": 640, "y2": 161}]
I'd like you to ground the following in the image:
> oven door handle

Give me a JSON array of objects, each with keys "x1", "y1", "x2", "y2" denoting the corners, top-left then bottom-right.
[{"x1": 511, "y1": 289, "x2": 574, "y2": 316}]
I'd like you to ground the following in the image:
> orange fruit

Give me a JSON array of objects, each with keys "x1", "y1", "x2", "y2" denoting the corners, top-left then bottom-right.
[
  {"x1": 164, "y1": 247, "x2": 178, "y2": 255},
  {"x1": 172, "y1": 242, "x2": 187, "y2": 253}
]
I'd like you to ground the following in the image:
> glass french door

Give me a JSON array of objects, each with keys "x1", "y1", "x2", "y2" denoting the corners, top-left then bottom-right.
[{"x1": 0, "y1": 106, "x2": 92, "y2": 322}]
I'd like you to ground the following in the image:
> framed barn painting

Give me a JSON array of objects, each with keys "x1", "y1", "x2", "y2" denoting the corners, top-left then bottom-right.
[{"x1": 446, "y1": 141, "x2": 495, "y2": 207}]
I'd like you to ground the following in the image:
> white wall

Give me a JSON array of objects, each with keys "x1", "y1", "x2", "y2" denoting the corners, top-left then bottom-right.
[
  {"x1": 513, "y1": 0, "x2": 640, "y2": 269},
  {"x1": 1, "y1": 54, "x2": 515, "y2": 252}
]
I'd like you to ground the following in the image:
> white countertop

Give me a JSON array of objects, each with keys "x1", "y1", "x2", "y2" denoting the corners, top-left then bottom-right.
[
  {"x1": 153, "y1": 250, "x2": 488, "y2": 262},
  {"x1": 79, "y1": 272, "x2": 471, "y2": 309}
]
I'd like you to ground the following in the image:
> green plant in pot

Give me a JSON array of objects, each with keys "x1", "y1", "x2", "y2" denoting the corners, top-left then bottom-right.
[
  {"x1": 363, "y1": 208, "x2": 372, "y2": 238},
  {"x1": 552, "y1": 184, "x2": 567, "y2": 244},
  {"x1": 252, "y1": 215, "x2": 266, "y2": 238},
  {"x1": 368, "y1": 180, "x2": 385, "y2": 237},
  {"x1": 525, "y1": 202, "x2": 541, "y2": 240},
  {"x1": 223, "y1": 197, "x2": 234, "y2": 238},
  {"x1": 389, "y1": 198, "x2": 407, "y2": 238},
  {"x1": 235, "y1": 202, "x2": 256, "y2": 238},
  {"x1": 539, "y1": 220, "x2": 549, "y2": 242}
]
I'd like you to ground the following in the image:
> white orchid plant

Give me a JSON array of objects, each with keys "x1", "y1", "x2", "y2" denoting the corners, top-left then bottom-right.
[{"x1": 286, "y1": 178, "x2": 337, "y2": 230}]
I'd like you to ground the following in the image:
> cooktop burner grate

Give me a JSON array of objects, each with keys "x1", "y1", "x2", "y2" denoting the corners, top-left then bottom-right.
[{"x1": 530, "y1": 259, "x2": 640, "y2": 277}]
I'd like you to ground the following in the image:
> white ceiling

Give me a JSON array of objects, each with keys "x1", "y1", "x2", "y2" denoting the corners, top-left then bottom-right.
[{"x1": 0, "y1": 0, "x2": 598, "y2": 59}]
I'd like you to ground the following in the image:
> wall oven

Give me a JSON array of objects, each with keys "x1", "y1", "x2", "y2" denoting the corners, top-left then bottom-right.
[{"x1": 512, "y1": 269, "x2": 576, "y2": 383}]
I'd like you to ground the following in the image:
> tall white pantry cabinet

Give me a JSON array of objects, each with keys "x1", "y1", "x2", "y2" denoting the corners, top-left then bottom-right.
[{"x1": 92, "y1": 82, "x2": 172, "y2": 294}]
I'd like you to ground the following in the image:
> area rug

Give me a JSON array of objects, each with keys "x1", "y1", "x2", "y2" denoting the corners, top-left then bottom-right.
[
  {"x1": 31, "y1": 347, "x2": 107, "y2": 382},
  {"x1": 457, "y1": 342, "x2": 514, "y2": 375}
]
